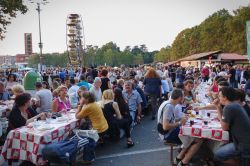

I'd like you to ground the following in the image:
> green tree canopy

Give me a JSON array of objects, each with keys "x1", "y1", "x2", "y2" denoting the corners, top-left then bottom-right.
[
  {"x1": 156, "y1": 5, "x2": 250, "y2": 62},
  {"x1": 0, "y1": 0, "x2": 28, "y2": 40}
]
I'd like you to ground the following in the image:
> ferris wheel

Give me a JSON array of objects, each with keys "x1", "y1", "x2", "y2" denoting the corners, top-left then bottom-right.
[{"x1": 66, "y1": 14, "x2": 85, "y2": 66}]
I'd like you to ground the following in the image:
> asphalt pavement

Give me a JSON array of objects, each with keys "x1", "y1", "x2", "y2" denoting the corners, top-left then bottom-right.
[{"x1": 88, "y1": 115, "x2": 175, "y2": 166}]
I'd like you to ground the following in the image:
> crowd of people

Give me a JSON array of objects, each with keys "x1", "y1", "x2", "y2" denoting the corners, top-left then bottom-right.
[{"x1": 0, "y1": 63, "x2": 250, "y2": 165}]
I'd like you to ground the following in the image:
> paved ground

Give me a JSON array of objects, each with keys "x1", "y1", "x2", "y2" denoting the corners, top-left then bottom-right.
[{"x1": 87, "y1": 115, "x2": 176, "y2": 166}]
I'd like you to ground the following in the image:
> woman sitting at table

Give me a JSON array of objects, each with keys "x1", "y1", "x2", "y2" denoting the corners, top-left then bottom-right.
[
  {"x1": 113, "y1": 88, "x2": 132, "y2": 126},
  {"x1": 207, "y1": 76, "x2": 222, "y2": 100},
  {"x1": 183, "y1": 79, "x2": 196, "y2": 105},
  {"x1": 75, "y1": 91, "x2": 108, "y2": 143},
  {"x1": 11, "y1": 84, "x2": 25, "y2": 97},
  {"x1": 0, "y1": 81, "x2": 10, "y2": 102},
  {"x1": 101, "y1": 89, "x2": 134, "y2": 147},
  {"x1": 5, "y1": 74, "x2": 19, "y2": 94},
  {"x1": 51, "y1": 85, "x2": 71, "y2": 112},
  {"x1": 8, "y1": 93, "x2": 46, "y2": 132}
]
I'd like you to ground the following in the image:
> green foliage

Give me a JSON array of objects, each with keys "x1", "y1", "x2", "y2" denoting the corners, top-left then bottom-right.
[
  {"x1": 0, "y1": 0, "x2": 28, "y2": 40},
  {"x1": 156, "y1": 5, "x2": 250, "y2": 62},
  {"x1": 28, "y1": 52, "x2": 69, "y2": 67},
  {"x1": 154, "y1": 46, "x2": 171, "y2": 62},
  {"x1": 81, "y1": 42, "x2": 156, "y2": 67},
  {"x1": 28, "y1": 42, "x2": 156, "y2": 67}
]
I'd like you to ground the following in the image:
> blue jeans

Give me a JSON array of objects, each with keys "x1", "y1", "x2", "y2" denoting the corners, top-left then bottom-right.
[
  {"x1": 130, "y1": 111, "x2": 136, "y2": 122},
  {"x1": 214, "y1": 143, "x2": 240, "y2": 161},
  {"x1": 164, "y1": 127, "x2": 181, "y2": 145},
  {"x1": 229, "y1": 81, "x2": 238, "y2": 88}
]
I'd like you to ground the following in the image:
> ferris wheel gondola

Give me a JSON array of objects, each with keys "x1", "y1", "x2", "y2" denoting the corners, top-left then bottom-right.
[{"x1": 66, "y1": 14, "x2": 85, "y2": 66}]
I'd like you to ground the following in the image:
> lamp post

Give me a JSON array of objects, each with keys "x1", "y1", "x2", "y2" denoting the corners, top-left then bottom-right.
[
  {"x1": 36, "y1": 3, "x2": 43, "y2": 72},
  {"x1": 29, "y1": 0, "x2": 48, "y2": 72}
]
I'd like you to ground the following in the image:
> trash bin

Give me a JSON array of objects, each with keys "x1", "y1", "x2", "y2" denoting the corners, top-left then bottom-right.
[{"x1": 23, "y1": 71, "x2": 42, "y2": 90}]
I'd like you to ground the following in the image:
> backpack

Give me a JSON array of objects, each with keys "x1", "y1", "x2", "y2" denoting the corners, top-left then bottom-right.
[
  {"x1": 42, "y1": 133, "x2": 89, "y2": 164},
  {"x1": 42, "y1": 139, "x2": 78, "y2": 164}
]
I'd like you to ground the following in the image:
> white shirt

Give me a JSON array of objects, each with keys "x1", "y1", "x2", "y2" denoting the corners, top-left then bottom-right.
[
  {"x1": 67, "y1": 85, "x2": 80, "y2": 108},
  {"x1": 157, "y1": 70, "x2": 163, "y2": 77},
  {"x1": 109, "y1": 72, "x2": 117, "y2": 83},
  {"x1": 89, "y1": 86, "x2": 102, "y2": 102},
  {"x1": 163, "y1": 70, "x2": 169, "y2": 78}
]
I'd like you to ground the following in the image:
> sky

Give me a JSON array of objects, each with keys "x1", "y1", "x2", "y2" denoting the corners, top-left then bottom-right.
[{"x1": 0, "y1": 0, "x2": 249, "y2": 55}]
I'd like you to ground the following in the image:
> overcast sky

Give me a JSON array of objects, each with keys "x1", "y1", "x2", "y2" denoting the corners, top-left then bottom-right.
[{"x1": 0, "y1": 0, "x2": 249, "y2": 55}]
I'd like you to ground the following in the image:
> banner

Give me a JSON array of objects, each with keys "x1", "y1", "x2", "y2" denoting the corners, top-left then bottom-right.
[{"x1": 247, "y1": 21, "x2": 250, "y2": 61}]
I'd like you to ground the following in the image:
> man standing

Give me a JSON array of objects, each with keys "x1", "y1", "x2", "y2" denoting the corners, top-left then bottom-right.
[
  {"x1": 35, "y1": 82, "x2": 53, "y2": 113},
  {"x1": 68, "y1": 78, "x2": 80, "y2": 108},
  {"x1": 78, "y1": 74, "x2": 90, "y2": 90},
  {"x1": 123, "y1": 81, "x2": 142, "y2": 123},
  {"x1": 228, "y1": 64, "x2": 237, "y2": 88},
  {"x1": 202, "y1": 66, "x2": 210, "y2": 82},
  {"x1": 89, "y1": 77, "x2": 102, "y2": 102}
]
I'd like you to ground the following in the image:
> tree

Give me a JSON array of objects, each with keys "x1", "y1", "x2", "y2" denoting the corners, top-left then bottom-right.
[
  {"x1": 154, "y1": 46, "x2": 171, "y2": 62},
  {"x1": 166, "y1": 5, "x2": 250, "y2": 61},
  {"x1": 0, "y1": 0, "x2": 28, "y2": 40},
  {"x1": 28, "y1": 52, "x2": 69, "y2": 67}
]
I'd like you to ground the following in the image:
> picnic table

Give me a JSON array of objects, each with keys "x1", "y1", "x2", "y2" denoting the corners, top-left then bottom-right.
[
  {"x1": 179, "y1": 110, "x2": 229, "y2": 142},
  {"x1": 0, "y1": 112, "x2": 82, "y2": 165}
]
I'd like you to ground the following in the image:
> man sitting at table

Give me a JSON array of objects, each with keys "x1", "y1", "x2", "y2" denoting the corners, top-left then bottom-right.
[
  {"x1": 35, "y1": 82, "x2": 53, "y2": 113},
  {"x1": 157, "y1": 88, "x2": 187, "y2": 144},
  {"x1": 214, "y1": 87, "x2": 250, "y2": 165}
]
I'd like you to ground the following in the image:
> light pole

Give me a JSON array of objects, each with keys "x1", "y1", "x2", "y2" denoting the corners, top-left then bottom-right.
[
  {"x1": 36, "y1": 3, "x2": 43, "y2": 72},
  {"x1": 29, "y1": 0, "x2": 48, "y2": 72}
]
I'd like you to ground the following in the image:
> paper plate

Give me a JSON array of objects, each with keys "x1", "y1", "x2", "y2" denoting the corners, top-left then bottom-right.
[
  {"x1": 57, "y1": 117, "x2": 68, "y2": 122},
  {"x1": 37, "y1": 126, "x2": 54, "y2": 131},
  {"x1": 208, "y1": 124, "x2": 221, "y2": 129}
]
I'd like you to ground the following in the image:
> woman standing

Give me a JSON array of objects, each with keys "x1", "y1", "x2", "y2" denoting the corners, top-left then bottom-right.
[
  {"x1": 100, "y1": 69, "x2": 111, "y2": 92},
  {"x1": 51, "y1": 85, "x2": 71, "y2": 112},
  {"x1": 143, "y1": 68, "x2": 162, "y2": 120}
]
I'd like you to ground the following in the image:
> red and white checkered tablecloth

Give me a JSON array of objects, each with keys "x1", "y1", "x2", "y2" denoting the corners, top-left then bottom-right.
[
  {"x1": 0, "y1": 114, "x2": 82, "y2": 165},
  {"x1": 179, "y1": 120, "x2": 229, "y2": 142}
]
